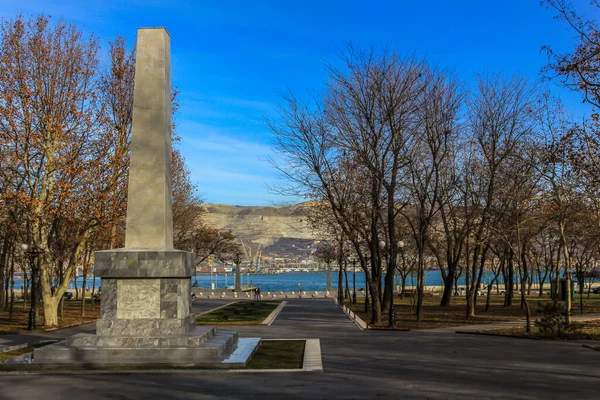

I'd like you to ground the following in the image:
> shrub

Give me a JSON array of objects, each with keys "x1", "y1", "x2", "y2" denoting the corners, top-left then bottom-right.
[{"x1": 534, "y1": 300, "x2": 581, "y2": 338}]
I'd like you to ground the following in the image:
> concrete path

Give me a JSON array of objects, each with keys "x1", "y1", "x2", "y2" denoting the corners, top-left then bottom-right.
[{"x1": 0, "y1": 299, "x2": 599, "y2": 399}]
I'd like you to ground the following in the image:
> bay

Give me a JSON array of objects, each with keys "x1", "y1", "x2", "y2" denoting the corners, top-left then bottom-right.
[{"x1": 9, "y1": 270, "x2": 506, "y2": 292}]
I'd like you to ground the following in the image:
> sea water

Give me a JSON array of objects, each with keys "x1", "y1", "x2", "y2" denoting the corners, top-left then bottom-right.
[{"x1": 9, "y1": 271, "x2": 501, "y2": 293}]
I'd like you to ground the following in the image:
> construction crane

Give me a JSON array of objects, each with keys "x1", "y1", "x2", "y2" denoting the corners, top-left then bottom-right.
[
  {"x1": 239, "y1": 238, "x2": 250, "y2": 261},
  {"x1": 255, "y1": 243, "x2": 262, "y2": 272}
]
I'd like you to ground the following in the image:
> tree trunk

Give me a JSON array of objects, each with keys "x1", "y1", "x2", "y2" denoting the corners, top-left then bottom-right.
[
  {"x1": 364, "y1": 270, "x2": 370, "y2": 313},
  {"x1": 382, "y1": 267, "x2": 394, "y2": 313},
  {"x1": 344, "y1": 265, "x2": 350, "y2": 299},
  {"x1": 80, "y1": 272, "x2": 87, "y2": 317},
  {"x1": 520, "y1": 243, "x2": 532, "y2": 333},
  {"x1": 90, "y1": 274, "x2": 97, "y2": 311},
  {"x1": 484, "y1": 275, "x2": 496, "y2": 313},
  {"x1": 579, "y1": 277, "x2": 584, "y2": 314},
  {"x1": 504, "y1": 252, "x2": 514, "y2": 307},
  {"x1": 74, "y1": 273, "x2": 79, "y2": 301},
  {"x1": 369, "y1": 279, "x2": 382, "y2": 325},
  {"x1": 0, "y1": 236, "x2": 9, "y2": 311},
  {"x1": 400, "y1": 274, "x2": 407, "y2": 299},
  {"x1": 43, "y1": 297, "x2": 60, "y2": 327},
  {"x1": 8, "y1": 250, "x2": 15, "y2": 320},
  {"x1": 559, "y1": 221, "x2": 572, "y2": 323},
  {"x1": 473, "y1": 248, "x2": 488, "y2": 308},
  {"x1": 337, "y1": 263, "x2": 344, "y2": 304},
  {"x1": 416, "y1": 242, "x2": 426, "y2": 321},
  {"x1": 440, "y1": 264, "x2": 456, "y2": 307}
]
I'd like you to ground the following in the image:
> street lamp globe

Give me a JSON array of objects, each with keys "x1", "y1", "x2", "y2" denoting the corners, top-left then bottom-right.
[
  {"x1": 379, "y1": 240, "x2": 386, "y2": 249},
  {"x1": 397, "y1": 240, "x2": 405, "y2": 249},
  {"x1": 21, "y1": 243, "x2": 28, "y2": 251}
]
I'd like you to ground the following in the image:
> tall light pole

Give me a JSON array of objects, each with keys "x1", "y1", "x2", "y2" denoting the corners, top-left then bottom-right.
[
  {"x1": 21, "y1": 243, "x2": 45, "y2": 330},
  {"x1": 352, "y1": 256, "x2": 357, "y2": 304},
  {"x1": 364, "y1": 255, "x2": 370, "y2": 313},
  {"x1": 208, "y1": 253, "x2": 214, "y2": 290}
]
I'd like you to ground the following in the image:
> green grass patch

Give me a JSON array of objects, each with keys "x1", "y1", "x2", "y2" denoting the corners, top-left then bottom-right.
[
  {"x1": 245, "y1": 340, "x2": 305, "y2": 369},
  {"x1": 196, "y1": 301, "x2": 282, "y2": 325}
]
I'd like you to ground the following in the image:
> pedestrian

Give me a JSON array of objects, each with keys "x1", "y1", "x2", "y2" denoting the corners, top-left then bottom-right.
[
  {"x1": 298, "y1": 281, "x2": 301, "y2": 292},
  {"x1": 256, "y1": 287, "x2": 261, "y2": 301}
]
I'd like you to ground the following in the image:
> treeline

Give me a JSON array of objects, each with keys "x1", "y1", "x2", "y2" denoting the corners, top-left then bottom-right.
[
  {"x1": 0, "y1": 15, "x2": 238, "y2": 327},
  {"x1": 272, "y1": 1, "x2": 600, "y2": 330}
]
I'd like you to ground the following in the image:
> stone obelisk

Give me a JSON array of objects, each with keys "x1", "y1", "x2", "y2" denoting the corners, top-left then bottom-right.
[
  {"x1": 35, "y1": 28, "x2": 251, "y2": 366},
  {"x1": 93, "y1": 28, "x2": 196, "y2": 338},
  {"x1": 125, "y1": 27, "x2": 174, "y2": 251}
]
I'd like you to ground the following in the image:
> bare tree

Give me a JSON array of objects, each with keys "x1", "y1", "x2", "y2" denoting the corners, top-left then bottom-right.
[{"x1": 463, "y1": 73, "x2": 536, "y2": 318}]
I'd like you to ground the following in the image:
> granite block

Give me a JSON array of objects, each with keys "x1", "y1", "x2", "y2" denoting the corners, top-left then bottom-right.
[
  {"x1": 100, "y1": 279, "x2": 117, "y2": 319},
  {"x1": 35, "y1": 331, "x2": 243, "y2": 366},
  {"x1": 66, "y1": 327, "x2": 217, "y2": 348},
  {"x1": 95, "y1": 249, "x2": 194, "y2": 278},
  {"x1": 96, "y1": 315, "x2": 194, "y2": 336}
]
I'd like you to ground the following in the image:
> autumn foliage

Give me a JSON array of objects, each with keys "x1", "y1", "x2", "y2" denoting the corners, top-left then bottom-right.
[{"x1": 0, "y1": 15, "x2": 220, "y2": 327}]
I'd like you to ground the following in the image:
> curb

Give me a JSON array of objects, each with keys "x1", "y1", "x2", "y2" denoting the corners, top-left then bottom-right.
[
  {"x1": 582, "y1": 344, "x2": 600, "y2": 352},
  {"x1": 302, "y1": 339, "x2": 323, "y2": 372},
  {"x1": 42, "y1": 320, "x2": 96, "y2": 332},
  {"x1": 0, "y1": 339, "x2": 60, "y2": 355},
  {"x1": 455, "y1": 330, "x2": 543, "y2": 340},
  {"x1": 0, "y1": 338, "x2": 324, "y2": 375},
  {"x1": 262, "y1": 301, "x2": 286, "y2": 326},
  {"x1": 333, "y1": 299, "x2": 367, "y2": 330},
  {"x1": 0, "y1": 344, "x2": 29, "y2": 354}
]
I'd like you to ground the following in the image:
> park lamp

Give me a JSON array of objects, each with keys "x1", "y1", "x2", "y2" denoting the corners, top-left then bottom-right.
[
  {"x1": 20, "y1": 242, "x2": 46, "y2": 331},
  {"x1": 379, "y1": 240, "x2": 405, "y2": 250}
]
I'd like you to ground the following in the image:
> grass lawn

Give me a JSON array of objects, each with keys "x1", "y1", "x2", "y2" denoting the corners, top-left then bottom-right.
[
  {"x1": 471, "y1": 320, "x2": 600, "y2": 340},
  {"x1": 347, "y1": 294, "x2": 600, "y2": 330},
  {"x1": 195, "y1": 301, "x2": 282, "y2": 325},
  {"x1": 245, "y1": 340, "x2": 305, "y2": 369},
  {"x1": 0, "y1": 299, "x2": 100, "y2": 334}
]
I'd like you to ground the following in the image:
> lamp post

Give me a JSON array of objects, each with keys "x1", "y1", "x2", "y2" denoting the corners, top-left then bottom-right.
[
  {"x1": 21, "y1": 243, "x2": 45, "y2": 330},
  {"x1": 364, "y1": 255, "x2": 370, "y2": 313},
  {"x1": 352, "y1": 256, "x2": 357, "y2": 304}
]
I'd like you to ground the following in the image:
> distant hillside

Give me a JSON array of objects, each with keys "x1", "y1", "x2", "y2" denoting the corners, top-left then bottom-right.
[{"x1": 201, "y1": 203, "x2": 321, "y2": 258}]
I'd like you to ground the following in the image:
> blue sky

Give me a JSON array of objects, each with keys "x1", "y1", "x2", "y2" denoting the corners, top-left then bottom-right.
[{"x1": 0, "y1": 0, "x2": 596, "y2": 205}]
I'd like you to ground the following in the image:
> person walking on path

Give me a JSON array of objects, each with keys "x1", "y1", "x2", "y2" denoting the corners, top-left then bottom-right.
[
  {"x1": 255, "y1": 287, "x2": 261, "y2": 301},
  {"x1": 298, "y1": 281, "x2": 301, "y2": 293}
]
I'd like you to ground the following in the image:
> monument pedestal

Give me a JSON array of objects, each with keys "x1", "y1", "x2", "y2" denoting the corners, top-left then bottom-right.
[{"x1": 34, "y1": 250, "x2": 254, "y2": 367}]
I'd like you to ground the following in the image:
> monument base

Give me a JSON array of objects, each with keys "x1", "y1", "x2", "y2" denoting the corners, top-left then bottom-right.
[
  {"x1": 34, "y1": 327, "x2": 260, "y2": 368},
  {"x1": 33, "y1": 248, "x2": 256, "y2": 368}
]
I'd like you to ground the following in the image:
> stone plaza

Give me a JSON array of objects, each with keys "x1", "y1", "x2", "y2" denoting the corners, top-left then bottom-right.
[{"x1": 2, "y1": 298, "x2": 599, "y2": 399}]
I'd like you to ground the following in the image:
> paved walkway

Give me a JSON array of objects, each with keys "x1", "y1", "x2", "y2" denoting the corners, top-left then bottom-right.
[{"x1": 0, "y1": 299, "x2": 599, "y2": 399}]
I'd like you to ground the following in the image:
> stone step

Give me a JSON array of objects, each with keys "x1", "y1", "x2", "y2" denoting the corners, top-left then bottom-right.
[
  {"x1": 195, "y1": 331, "x2": 238, "y2": 360},
  {"x1": 65, "y1": 326, "x2": 217, "y2": 348},
  {"x1": 34, "y1": 329, "x2": 241, "y2": 366}
]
